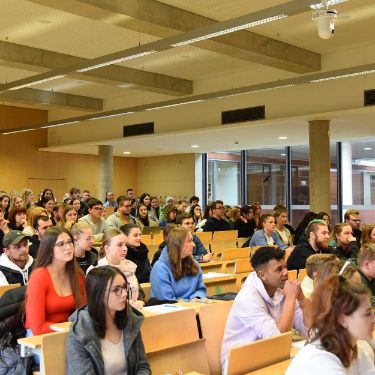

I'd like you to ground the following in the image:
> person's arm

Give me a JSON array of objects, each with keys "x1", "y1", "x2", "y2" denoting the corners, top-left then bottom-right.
[
  {"x1": 134, "y1": 332, "x2": 152, "y2": 374},
  {"x1": 190, "y1": 270, "x2": 207, "y2": 299},
  {"x1": 66, "y1": 332, "x2": 97, "y2": 375},
  {"x1": 272, "y1": 232, "x2": 288, "y2": 250},
  {"x1": 150, "y1": 263, "x2": 177, "y2": 300},
  {"x1": 276, "y1": 280, "x2": 300, "y2": 333},
  {"x1": 193, "y1": 235, "x2": 211, "y2": 262},
  {"x1": 25, "y1": 269, "x2": 54, "y2": 334},
  {"x1": 250, "y1": 231, "x2": 268, "y2": 247}
]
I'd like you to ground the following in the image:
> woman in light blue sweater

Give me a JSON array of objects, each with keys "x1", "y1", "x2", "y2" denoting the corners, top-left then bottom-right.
[
  {"x1": 150, "y1": 227, "x2": 207, "y2": 301},
  {"x1": 250, "y1": 214, "x2": 293, "y2": 253}
]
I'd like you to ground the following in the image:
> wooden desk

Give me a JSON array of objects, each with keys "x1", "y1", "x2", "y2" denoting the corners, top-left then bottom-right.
[
  {"x1": 245, "y1": 359, "x2": 291, "y2": 375},
  {"x1": 200, "y1": 260, "x2": 235, "y2": 274},
  {"x1": 50, "y1": 322, "x2": 71, "y2": 332},
  {"x1": 204, "y1": 275, "x2": 238, "y2": 296}
]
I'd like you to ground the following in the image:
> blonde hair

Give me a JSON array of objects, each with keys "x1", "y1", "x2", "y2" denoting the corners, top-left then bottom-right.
[
  {"x1": 306, "y1": 253, "x2": 339, "y2": 279},
  {"x1": 360, "y1": 224, "x2": 375, "y2": 246},
  {"x1": 358, "y1": 242, "x2": 375, "y2": 267},
  {"x1": 26, "y1": 206, "x2": 47, "y2": 227},
  {"x1": 71, "y1": 222, "x2": 92, "y2": 238}
]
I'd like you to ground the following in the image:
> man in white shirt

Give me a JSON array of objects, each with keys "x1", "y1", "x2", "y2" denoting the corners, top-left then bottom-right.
[{"x1": 221, "y1": 246, "x2": 310, "y2": 373}]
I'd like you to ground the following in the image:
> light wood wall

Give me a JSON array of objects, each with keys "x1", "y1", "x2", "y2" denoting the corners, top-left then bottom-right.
[
  {"x1": 137, "y1": 154, "x2": 195, "y2": 201},
  {"x1": 0, "y1": 105, "x2": 137, "y2": 200}
]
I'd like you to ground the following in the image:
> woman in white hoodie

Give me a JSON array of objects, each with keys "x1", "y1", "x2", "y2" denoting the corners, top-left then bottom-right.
[{"x1": 87, "y1": 229, "x2": 145, "y2": 310}]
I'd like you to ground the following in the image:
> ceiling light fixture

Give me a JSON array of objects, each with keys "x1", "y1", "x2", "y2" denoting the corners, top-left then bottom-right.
[
  {"x1": 310, "y1": 0, "x2": 349, "y2": 10},
  {"x1": 278, "y1": 136, "x2": 288, "y2": 140},
  {"x1": 171, "y1": 14, "x2": 288, "y2": 47},
  {"x1": 2, "y1": 128, "x2": 34, "y2": 135},
  {"x1": 88, "y1": 112, "x2": 135, "y2": 121},
  {"x1": 123, "y1": 151, "x2": 131, "y2": 155},
  {"x1": 41, "y1": 121, "x2": 79, "y2": 129},
  {"x1": 145, "y1": 100, "x2": 204, "y2": 111},
  {"x1": 8, "y1": 75, "x2": 66, "y2": 91},
  {"x1": 76, "y1": 51, "x2": 158, "y2": 73},
  {"x1": 364, "y1": 147, "x2": 372, "y2": 150},
  {"x1": 191, "y1": 145, "x2": 200, "y2": 148}
]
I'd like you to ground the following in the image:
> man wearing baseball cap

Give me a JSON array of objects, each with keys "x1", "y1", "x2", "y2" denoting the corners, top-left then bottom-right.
[{"x1": 0, "y1": 230, "x2": 33, "y2": 286}]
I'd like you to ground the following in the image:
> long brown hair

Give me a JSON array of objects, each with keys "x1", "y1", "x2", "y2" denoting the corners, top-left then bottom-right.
[
  {"x1": 34, "y1": 226, "x2": 84, "y2": 308},
  {"x1": 360, "y1": 224, "x2": 375, "y2": 246},
  {"x1": 167, "y1": 227, "x2": 199, "y2": 280},
  {"x1": 309, "y1": 275, "x2": 369, "y2": 367}
]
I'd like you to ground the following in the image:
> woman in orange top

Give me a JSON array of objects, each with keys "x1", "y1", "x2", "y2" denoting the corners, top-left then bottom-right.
[{"x1": 25, "y1": 226, "x2": 86, "y2": 336}]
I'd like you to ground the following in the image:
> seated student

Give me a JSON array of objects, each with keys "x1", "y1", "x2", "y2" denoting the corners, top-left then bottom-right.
[
  {"x1": 107, "y1": 196, "x2": 137, "y2": 230},
  {"x1": 301, "y1": 253, "x2": 340, "y2": 298},
  {"x1": 121, "y1": 223, "x2": 151, "y2": 284},
  {"x1": 66, "y1": 266, "x2": 151, "y2": 375},
  {"x1": 25, "y1": 227, "x2": 86, "y2": 335},
  {"x1": 22, "y1": 206, "x2": 48, "y2": 237},
  {"x1": 51, "y1": 202, "x2": 65, "y2": 226},
  {"x1": 178, "y1": 213, "x2": 213, "y2": 263},
  {"x1": 151, "y1": 223, "x2": 176, "y2": 267},
  {"x1": 274, "y1": 208, "x2": 293, "y2": 246},
  {"x1": 357, "y1": 243, "x2": 375, "y2": 307},
  {"x1": 361, "y1": 224, "x2": 375, "y2": 247},
  {"x1": 203, "y1": 200, "x2": 231, "y2": 232},
  {"x1": 78, "y1": 198, "x2": 109, "y2": 242},
  {"x1": 287, "y1": 219, "x2": 330, "y2": 271},
  {"x1": 103, "y1": 191, "x2": 117, "y2": 209},
  {"x1": 195, "y1": 204, "x2": 212, "y2": 232},
  {"x1": 286, "y1": 275, "x2": 375, "y2": 375},
  {"x1": 150, "y1": 227, "x2": 207, "y2": 301},
  {"x1": 189, "y1": 204, "x2": 203, "y2": 226},
  {"x1": 28, "y1": 215, "x2": 53, "y2": 258},
  {"x1": 0, "y1": 230, "x2": 33, "y2": 286},
  {"x1": 249, "y1": 214, "x2": 293, "y2": 253},
  {"x1": 135, "y1": 204, "x2": 158, "y2": 232},
  {"x1": 159, "y1": 205, "x2": 178, "y2": 228},
  {"x1": 221, "y1": 247, "x2": 309, "y2": 373},
  {"x1": 331, "y1": 222, "x2": 359, "y2": 260},
  {"x1": 88, "y1": 229, "x2": 145, "y2": 310},
  {"x1": 0, "y1": 206, "x2": 10, "y2": 251},
  {"x1": 233, "y1": 205, "x2": 256, "y2": 239},
  {"x1": 7, "y1": 207, "x2": 27, "y2": 231},
  {"x1": 293, "y1": 212, "x2": 321, "y2": 246},
  {"x1": 60, "y1": 204, "x2": 78, "y2": 231},
  {"x1": 71, "y1": 223, "x2": 98, "y2": 274}
]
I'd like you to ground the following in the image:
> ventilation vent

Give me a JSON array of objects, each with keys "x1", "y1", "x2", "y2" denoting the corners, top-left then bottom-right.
[
  {"x1": 364, "y1": 89, "x2": 375, "y2": 107},
  {"x1": 222, "y1": 105, "x2": 265, "y2": 125},
  {"x1": 123, "y1": 122, "x2": 154, "y2": 137}
]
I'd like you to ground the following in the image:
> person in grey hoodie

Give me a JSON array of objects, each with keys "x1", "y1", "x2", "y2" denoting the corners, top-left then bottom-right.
[{"x1": 66, "y1": 266, "x2": 151, "y2": 375}]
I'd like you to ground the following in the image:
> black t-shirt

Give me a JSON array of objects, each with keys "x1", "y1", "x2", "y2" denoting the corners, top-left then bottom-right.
[
  {"x1": 203, "y1": 217, "x2": 231, "y2": 232},
  {"x1": 76, "y1": 248, "x2": 98, "y2": 274}
]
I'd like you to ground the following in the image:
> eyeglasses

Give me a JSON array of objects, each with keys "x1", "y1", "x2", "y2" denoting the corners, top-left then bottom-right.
[
  {"x1": 91, "y1": 206, "x2": 104, "y2": 212},
  {"x1": 107, "y1": 285, "x2": 127, "y2": 296},
  {"x1": 55, "y1": 239, "x2": 74, "y2": 249}
]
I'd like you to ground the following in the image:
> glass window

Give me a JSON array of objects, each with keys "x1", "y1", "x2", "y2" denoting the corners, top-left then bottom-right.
[
  {"x1": 207, "y1": 151, "x2": 240, "y2": 205},
  {"x1": 246, "y1": 148, "x2": 286, "y2": 207}
]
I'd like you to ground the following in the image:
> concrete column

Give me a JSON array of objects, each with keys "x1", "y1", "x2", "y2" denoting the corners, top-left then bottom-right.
[
  {"x1": 309, "y1": 120, "x2": 331, "y2": 214},
  {"x1": 341, "y1": 142, "x2": 353, "y2": 205},
  {"x1": 98, "y1": 145, "x2": 113, "y2": 202}
]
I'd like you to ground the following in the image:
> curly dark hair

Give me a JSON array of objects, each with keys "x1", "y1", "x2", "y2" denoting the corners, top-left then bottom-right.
[{"x1": 251, "y1": 246, "x2": 284, "y2": 271}]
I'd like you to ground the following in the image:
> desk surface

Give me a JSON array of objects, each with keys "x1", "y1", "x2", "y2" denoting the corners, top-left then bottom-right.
[{"x1": 245, "y1": 359, "x2": 291, "y2": 375}]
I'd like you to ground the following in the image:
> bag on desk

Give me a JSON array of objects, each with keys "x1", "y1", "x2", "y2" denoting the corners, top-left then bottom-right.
[{"x1": 208, "y1": 292, "x2": 237, "y2": 301}]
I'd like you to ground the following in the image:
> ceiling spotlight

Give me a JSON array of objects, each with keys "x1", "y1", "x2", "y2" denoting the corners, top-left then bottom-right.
[
  {"x1": 278, "y1": 136, "x2": 288, "y2": 140},
  {"x1": 281, "y1": 153, "x2": 286, "y2": 156},
  {"x1": 123, "y1": 151, "x2": 131, "y2": 155},
  {"x1": 364, "y1": 147, "x2": 372, "y2": 151},
  {"x1": 191, "y1": 145, "x2": 200, "y2": 148}
]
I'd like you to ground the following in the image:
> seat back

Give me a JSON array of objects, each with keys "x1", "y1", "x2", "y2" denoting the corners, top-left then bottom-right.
[
  {"x1": 141, "y1": 234, "x2": 152, "y2": 246},
  {"x1": 221, "y1": 248, "x2": 250, "y2": 261},
  {"x1": 213, "y1": 230, "x2": 238, "y2": 241},
  {"x1": 41, "y1": 331, "x2": 68, "y2": 375},
  {"x1": 152, "y1": 232, "x2": 164, "y2": 245},
  {"x1": 233, "y1": 258, "x2": 253, "y2": 274},
  {"x1": 141, "y1": 308, "x2": 199, "y2": 353},
  {"x1": 199, "y1": 301, "x2": 234, "y2": 375},
  {"x1": 210, "y1": 240, "x2": 237, "y2": 258},
  {"x1": 288, "y1": 270, "x2": 297, "y2": 280},
  {"x1": 147, "y1": 339, "x2": 210, "y2": 375},
  {"x1": 0, "y1": 283, "x2": 21, "y2": 298},
  {"x1": 227, "y1": 331, "x2": 292, "y2": 375},
  {"x1": 104, "y1": 207, "x2": 114, "y2": 218},
  {"x1": 140, "y1": 282, "x2": 151, "y2": 301},
  {"x1": 195, "y1": 231, "x2": 213, "y2": 243},
  {"x1": 298, "y1": 268, "x2": 307, "y2": 281}
]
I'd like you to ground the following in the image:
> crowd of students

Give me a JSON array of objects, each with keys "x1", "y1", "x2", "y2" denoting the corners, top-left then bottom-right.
[{"x1": 1, "y1": 186, "x2": 375, "y2": 373}]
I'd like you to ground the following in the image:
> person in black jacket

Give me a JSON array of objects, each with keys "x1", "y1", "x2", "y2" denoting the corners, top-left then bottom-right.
[
  {"x1": 330, "y1": 222, "x2": 359, "y2": 260},
  {"x1": 234, "y1": 205, "x2": 256, "y2": 238},
  {"x1": 121, "y1": 223, "x2": 151, "y2": 283},
  {"x1": 203, "y1": 200, "x2": 231, "y2": 232},
  {"x1": 287, "y1": 219, "x2": 331, "y2": 271},
  {"x1": 28, "y1": 215, "x2": 53, "y2": 258},
  {"x1": 0, "y1": 231, "x2": 33, "y2": 286}
]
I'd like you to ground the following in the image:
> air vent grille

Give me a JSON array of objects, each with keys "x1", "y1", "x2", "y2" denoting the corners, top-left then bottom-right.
[
  {"x1": 123, "y1": 122, "x2": 154, "y2": 137},
  {"x1": 222, "y1": 105, "x2": 265, "y2": 125},
  {"x1": 364, "y1": 89, "x2": 375, "y2": 107}
]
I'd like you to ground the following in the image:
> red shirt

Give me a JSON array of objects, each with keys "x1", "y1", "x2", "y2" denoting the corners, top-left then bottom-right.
[{"x1": 25, "y1": 267, "x2": 86, "y2": 335}]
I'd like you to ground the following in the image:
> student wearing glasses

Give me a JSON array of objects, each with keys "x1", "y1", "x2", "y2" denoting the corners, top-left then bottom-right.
[
  {"x1": 67, "y1": 266, "x2": 151, "y2": 375},
  {"x1": 203, "y1": 200, "x2": 231, "y2": 232},
  {"x1": 78, "y1": 198, "x2": 109, "y2": 242},
  {"x1": 344, "y1": 209, "x2": 362, "y2": 247},
  {"x1": 25, "y1": 227, "x2": 86, "y2": 336}
]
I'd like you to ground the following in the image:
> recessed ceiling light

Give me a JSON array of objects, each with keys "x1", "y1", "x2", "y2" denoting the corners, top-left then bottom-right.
[
  {"x1": 364, "y1": 147, "x2": 372, "y2": 150},
  {"x1": 281, "y1": 153, "x2": 286, "y2": 156},
  {"x1": 278, "y1": 136, "x2": 288, "y2": 140},
  {"x1": 191, "y1": 145, "x2": 200, "y2": 148},
  {"x1": 123, "y1": 151, "x2": 131, "y2": 155}
]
